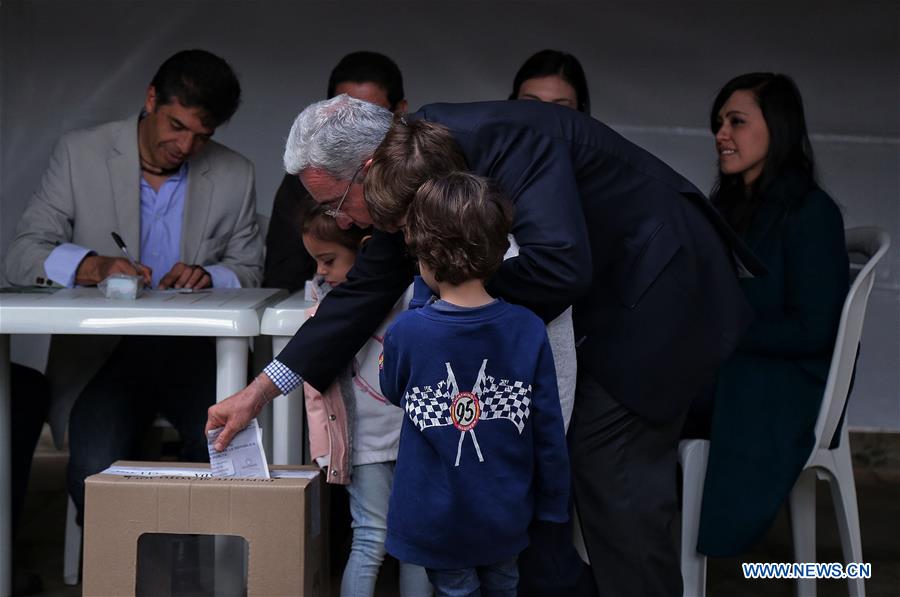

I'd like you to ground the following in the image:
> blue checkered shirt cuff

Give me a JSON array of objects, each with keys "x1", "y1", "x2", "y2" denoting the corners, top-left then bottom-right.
[{"x1": 264, "y1": 359, "x2": 303, "y2": 395}]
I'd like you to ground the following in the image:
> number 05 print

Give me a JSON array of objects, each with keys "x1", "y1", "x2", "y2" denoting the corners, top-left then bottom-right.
[{"x1": 404, "y1": 359, "x2": 533, "y2": 466}]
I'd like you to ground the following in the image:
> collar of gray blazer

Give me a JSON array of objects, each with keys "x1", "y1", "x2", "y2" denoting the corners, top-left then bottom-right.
[{"x1": 106, "y1": 114, "x2": 214, "y2": 263}]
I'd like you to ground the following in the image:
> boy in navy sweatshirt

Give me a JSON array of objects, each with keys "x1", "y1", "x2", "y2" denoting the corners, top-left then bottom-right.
[{"x1": 379, "y1": 172, "x2": 570, "y2": 596}]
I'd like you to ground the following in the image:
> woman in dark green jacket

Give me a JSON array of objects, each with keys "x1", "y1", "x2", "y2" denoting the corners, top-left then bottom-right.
[{"x1": 692, "y1": 73, "x2": 849, "y2": 556}]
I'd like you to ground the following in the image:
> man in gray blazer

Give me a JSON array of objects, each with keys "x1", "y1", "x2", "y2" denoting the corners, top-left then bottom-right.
[{"x1": 4, "y1": 49, "x2": 263, "y2": 524}]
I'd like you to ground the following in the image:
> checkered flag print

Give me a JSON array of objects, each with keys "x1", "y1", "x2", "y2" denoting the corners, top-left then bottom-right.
[
  {"x1": 405, "y1": 381, "x2": 452, "y2": 431},
  {"x1": 404, "y1": 359, "x2": 533, "y2": 465},
  {"x1": 479, "y1": 377, "x2": 532, "y2": 434}
]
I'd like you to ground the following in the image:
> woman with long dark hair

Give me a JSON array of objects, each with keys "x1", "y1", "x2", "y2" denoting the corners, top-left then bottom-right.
[
  {"x1": 695, "y1": 73, "x2": 849, "y2": 556},
  {"x1": 509, "y1": 49, "x2": 590, "y2": 114}
]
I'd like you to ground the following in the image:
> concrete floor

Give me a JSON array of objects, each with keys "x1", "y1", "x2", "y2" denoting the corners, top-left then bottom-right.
[{"x1": 12, "y1": 430, "x2": 900, "y2": 596}]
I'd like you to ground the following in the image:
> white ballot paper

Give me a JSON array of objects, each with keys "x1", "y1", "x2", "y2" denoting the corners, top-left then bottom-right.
[{"x1": 206, "y1": 418, "x2": 270, "y2": 479}]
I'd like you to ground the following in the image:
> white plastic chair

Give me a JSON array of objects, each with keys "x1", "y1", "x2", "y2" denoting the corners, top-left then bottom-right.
[
  {"x1": 679, "y1": 438, "x2": 710, "y2": 596},
  {"x1": 679, "y1": 226, "x2": 890, "y2": 597},
  {"x1": 63, "y1": 496, "x2": 80, "y2": 585}
]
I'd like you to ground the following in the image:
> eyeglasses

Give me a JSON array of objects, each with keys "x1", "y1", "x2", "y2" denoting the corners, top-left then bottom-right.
[{"x1": 324, "y1": 163, "x2": 365, "y2": 222}]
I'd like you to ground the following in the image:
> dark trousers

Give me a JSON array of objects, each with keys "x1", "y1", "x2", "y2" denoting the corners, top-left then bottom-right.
[
  {"x1": 11, "y1": 363, "x2": 51, "y2": 533},
  {"x1": 569, "y1": 371, "x2": 684, "y2": 597},
  {"x1": 517, "y1": 515, "x2": 598, "y2": 597},
  {"x1": 681, "y1": 383, "x2": 715, "y2": 440},
  {"x1": 67, "y1": 336, "x2": 215, "y2": 524}
]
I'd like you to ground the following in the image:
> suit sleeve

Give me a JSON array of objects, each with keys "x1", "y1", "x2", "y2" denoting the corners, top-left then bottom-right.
[
  {"x1": 275, "y1": 229, "x2": 413, "y2": 392},
  {"x1": 4, "y1": 136, "x2": 78, "y2": 286},
  {"x1": 531, "y1": 332, "x2": 571, "y2": 522},
  {"x1": 204, "y1": 159, "x2": 264, "y2": 288},
  {"x1": 462, "y1": 123, "x2": 592, "y2": 322},
  {"x1": 263, "y1": 174, "x2": 317, "y2": 291},
  {"x1": 739, "y1": 192, "x2": 849, "y2": 356}
]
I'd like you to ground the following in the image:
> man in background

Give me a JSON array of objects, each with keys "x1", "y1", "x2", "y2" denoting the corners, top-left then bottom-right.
[
  {"x1": 4, "y1": 48, "x2": 263, "y2": 524},
  {"x1": 263, "y1": 50, "x2": 407, "y2": 290}
]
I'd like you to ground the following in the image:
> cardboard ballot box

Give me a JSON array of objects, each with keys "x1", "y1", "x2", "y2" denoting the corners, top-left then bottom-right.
[{"x1": 83, "y1": 462, "x2": 326, "y2": 597}]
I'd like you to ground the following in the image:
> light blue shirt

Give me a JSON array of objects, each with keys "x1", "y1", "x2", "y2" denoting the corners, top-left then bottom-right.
[
  {"x1": 44, "y1": 162, "x2": 239, "y2": 289},
  {"x1": 140, "y1": 163, "x2": 188, "y2": 288}
]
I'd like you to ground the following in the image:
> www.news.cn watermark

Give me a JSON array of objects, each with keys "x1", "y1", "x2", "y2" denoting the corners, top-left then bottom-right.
[{"x1": 742, "y1": 562, "x2": 872, "y2": 580}]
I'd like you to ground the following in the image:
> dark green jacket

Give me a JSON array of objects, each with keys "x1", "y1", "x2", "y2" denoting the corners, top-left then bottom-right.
[{"x1": 698, "y1": 172, "x2": 848, "y2": 556}]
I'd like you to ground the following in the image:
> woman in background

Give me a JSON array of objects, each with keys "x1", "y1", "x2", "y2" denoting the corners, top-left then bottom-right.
[
  {"x1": 695, "y1": 72, "x2": 849, "y2": 556},
  {"x1": 509, "y1": 49, "x2": 590, "y2": 114}
]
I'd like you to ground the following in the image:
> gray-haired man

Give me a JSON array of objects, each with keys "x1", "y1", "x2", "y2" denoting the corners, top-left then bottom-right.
[{"x1": 209, "y1": 95, "x2": 758, "y2": 595}]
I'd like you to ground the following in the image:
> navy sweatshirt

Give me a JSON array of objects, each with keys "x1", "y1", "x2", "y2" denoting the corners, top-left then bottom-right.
[{"x1": 379, "y1": 299, "x2": 570, "y2": 569}]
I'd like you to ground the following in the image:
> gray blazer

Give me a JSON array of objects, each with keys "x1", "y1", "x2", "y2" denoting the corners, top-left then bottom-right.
[
  {"x1": 5, "y1": 116, "x2": 263, "y2": 287},
  {"x1": 3, "y1": 116, "x2": 264, "y2": 444}
]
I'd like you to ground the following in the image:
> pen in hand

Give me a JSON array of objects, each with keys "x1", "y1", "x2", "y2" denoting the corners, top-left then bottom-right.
[{"x1": 110, "y1": 232, "x2": 149, "y2": 285}]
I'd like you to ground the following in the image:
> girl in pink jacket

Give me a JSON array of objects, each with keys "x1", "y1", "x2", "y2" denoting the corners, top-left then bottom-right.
[{"x1": 300, "y1": 206, "x2": 430, "y2": 597}]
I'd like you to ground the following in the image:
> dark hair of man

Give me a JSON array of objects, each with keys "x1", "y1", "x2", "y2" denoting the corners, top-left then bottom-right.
[
  {"x1": 301, "y1": 203, "x2": 368, "y2": 253},
  {"x1": 405, "y1": 172, "x2": 513, "y2": 286},
  {"x1": 365, "y1": 118, "x2": 468, "y2": 231},
  {"x1": 150, "y1": 49, "x2": 242, "y2": 128},
  {"x1": 709, "y1": 72, "x2": 817, "y2": 235},
  {"x1": 326, "y1": 51, "x2": 405, "y2": 111},
  {"x1": 509, "y1": 49, "x2": 591, "y2": 114}
]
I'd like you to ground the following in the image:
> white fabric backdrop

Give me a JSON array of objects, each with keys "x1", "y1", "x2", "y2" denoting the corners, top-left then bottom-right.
[{"x1": 1, "y1": 0, "x2": 897, "y2": 429}]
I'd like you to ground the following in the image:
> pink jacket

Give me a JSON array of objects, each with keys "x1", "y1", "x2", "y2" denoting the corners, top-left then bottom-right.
[
  {"x1": 303, "y1": 278, "x2": 412, "y2": 485},
  {"x1": 304, "y1": 376, "x2": 352, "y2": 485},
  {"x1": 303, "y1": 298, "x2": 354, "y2": 485}
]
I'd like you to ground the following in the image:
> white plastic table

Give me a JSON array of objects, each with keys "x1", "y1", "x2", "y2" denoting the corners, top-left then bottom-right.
[
  {"x1": 259, "y1": 292, "x2": 315, "y2": 465},
  {"x1": 0, "y1": 287, "x2": 285, "y2": 595}
]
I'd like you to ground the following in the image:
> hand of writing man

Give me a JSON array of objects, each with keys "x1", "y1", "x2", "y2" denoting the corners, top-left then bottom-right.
[
  {"x1": 158, "y1": 261, "x2": 211, "y2": 290},
  {"x1": 75, "y1": 255, "x2": 152, "y2": 287}
]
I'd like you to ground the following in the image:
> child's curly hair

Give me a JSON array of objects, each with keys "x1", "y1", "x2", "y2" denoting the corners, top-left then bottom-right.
[
  {"x1": 301, "y1": 202, "x2": 368, "y2": 251},
  {"x1": 405, "y1": 172, "x2": 514, "y2": 285}
]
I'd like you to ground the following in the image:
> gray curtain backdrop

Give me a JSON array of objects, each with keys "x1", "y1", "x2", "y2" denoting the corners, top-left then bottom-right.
[{"x1": 1, "y1": 0, "x2": 898, "y2": 429}]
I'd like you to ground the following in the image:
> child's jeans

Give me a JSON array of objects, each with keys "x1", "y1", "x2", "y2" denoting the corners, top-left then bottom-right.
[
  {"x1": 425, "y1": 558, "x2": 518, "y2": 597},
  {"x1": 340, "y1": 461, "x2": 432, "y2": 597}
]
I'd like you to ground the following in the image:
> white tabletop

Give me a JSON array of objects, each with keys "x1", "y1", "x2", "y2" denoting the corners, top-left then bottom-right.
[
  {"x1": 0, "y1": 286, "x2": 288, "y2": 595},
  {"x1": 260, "y1": 292, "x2": 316, "y2": 336},
  {"x1": 0, "y1": 287, "x2": 286, "y2": 336}
]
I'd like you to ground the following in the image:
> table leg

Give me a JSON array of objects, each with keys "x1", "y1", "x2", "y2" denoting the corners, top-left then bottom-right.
[
  {"x1": 213, "y1": 336, "x2": 250, "y2": 595},
  {"x1": 0, "y1": 334, "x2": 11, "y2": 597},
  {"x1": 215, "y1": 337, "x2": 249, "y2": 402},
  {"x1": 250, "y1": 338, "x2": 273, "y2": 458},
  {"x1": 271, "y1": 336, "x2": 304, "y2": 465}
]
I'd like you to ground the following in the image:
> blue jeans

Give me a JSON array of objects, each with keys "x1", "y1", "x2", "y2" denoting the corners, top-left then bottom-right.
[
  {"x1": 341, "y1": 462, "x2": 431, "y2": 597},
  {"x1": 426, "y1": 558, "x2": 518, "y2": 597}
]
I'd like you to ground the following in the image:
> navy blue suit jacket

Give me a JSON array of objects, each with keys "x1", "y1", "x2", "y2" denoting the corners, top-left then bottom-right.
[{"x1": 277, "y1": 101, "x2": 756, "y2": 422}]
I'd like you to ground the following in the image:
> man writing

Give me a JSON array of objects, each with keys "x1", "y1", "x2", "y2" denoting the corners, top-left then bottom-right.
[
  {"x1": 5, "y1": 49, "x2": 263, "y2": 525},
  {"x1": 209, "y1": 95, "x2": 758, "y2": 596}
]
